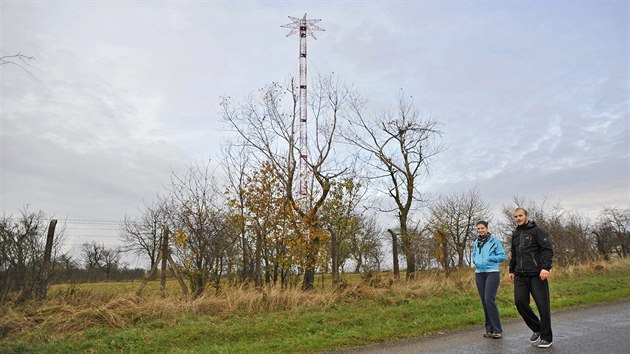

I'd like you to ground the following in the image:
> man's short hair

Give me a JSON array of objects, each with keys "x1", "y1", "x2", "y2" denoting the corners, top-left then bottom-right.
[{"x1": 514, "y1": 207, "x2": 528, "y2": 215}]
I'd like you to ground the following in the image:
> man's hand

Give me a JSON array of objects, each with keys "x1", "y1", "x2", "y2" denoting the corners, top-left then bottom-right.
[
  {"x1": 540, "y1": 269, "x2": 550, "y2": 281},
  {"x1": 509, "y1": 273, "x2": 515, "y2": 283}
]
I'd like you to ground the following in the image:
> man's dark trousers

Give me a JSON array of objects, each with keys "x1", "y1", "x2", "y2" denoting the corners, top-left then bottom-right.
[{"x1": 514, "y1": 275, "x2": 552, "y2": 342}]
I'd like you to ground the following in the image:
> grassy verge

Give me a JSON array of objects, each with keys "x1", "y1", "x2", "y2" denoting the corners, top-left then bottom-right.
[{"x1": 1, "y1": 259, "x2": 629, "y2": 353}]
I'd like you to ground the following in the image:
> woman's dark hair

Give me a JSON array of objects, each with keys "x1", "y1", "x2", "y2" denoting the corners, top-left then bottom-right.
[{"x1": 476, "y1": 220, "x2": 488, "y2": 228}]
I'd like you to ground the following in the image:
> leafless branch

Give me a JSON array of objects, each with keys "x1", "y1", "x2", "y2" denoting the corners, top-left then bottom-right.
[{"x1": 1, "y1": 52, "x2": 35, "y2": 76}]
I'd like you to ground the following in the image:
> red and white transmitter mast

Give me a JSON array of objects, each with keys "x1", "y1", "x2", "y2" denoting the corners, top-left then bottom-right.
[{"x1": 281, "y1": 14, "x2": 325, "y2": 212}]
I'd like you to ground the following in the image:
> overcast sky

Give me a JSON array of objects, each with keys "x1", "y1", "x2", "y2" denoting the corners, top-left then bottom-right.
[{"x1": 2, "y1": 1, "x2": 628, "y2": 241}]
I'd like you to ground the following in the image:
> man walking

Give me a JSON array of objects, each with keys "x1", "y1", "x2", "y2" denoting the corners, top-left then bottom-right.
[{"x1": 509, "y1": 208, "x2": 554, "y2": 348}]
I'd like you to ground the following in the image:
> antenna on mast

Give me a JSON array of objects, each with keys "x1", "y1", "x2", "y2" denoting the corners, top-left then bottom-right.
[{"x1": 281, "y1": 14, "x2": 325, "y2": 212}]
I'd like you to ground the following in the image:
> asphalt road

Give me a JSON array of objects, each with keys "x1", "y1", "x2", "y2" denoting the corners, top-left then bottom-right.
[{"x1": 328, "y1": 299, "x2": 630, "y2": 354}]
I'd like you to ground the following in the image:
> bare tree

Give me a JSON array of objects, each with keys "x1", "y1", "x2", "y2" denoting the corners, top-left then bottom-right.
[
  {"x1": 351, "y1": 215, "x2": 385, "y2": 273},
  {"x1": 411, "y1": 224, "x2": 436, "y2": 271},
  {"x1": 0, "y1": 207, "x2": 61, "y2": 301},
  {"x1": 167, "y1": 161, "x2": 236, "y2": 296},
  {"x1": 220, "y1": 141, "x2": 255, "y2": 282},
  {"x1": 394, "y1": 220, "x2": 434, "y2": 272},
  {"x1": 599, "y1": 208, "x2": 630, "y2": 258},
  {"x1": 428, "y1": 187, "x2": 492, "y2": 268},
  {"x1": 501, "y1": 197, "x2": 596, "y2": 265},
  {"x1": 100, "y1": 246, "x2": 122, "y2": 280},
  {"x1": 592, "y1": 222, "x2": 617, "y2": 259},
  {"x1": 120, "y1": 196, "x2": 170, "y2": 269},
  {"x1": 344, "y1": 92, "x2": 442, "y2": 279},
  {"x1": 81, "y1": 241, "x2": 122, "y2": 281},
  {"x1": 221, "y1": 74, "x2": 354, "y2": 290}
]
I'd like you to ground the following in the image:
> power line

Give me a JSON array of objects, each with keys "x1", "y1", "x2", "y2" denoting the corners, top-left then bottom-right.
[
  {"x1": 65, "y1": 227, "x2": 119, "y2": 231},
  {"x1": 65, "y1": 219, "x2": 122, "y2": 224}
]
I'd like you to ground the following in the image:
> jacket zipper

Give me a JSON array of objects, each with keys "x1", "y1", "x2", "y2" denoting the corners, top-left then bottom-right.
[{"x1": 518, "y1": 231, "x2": 523, "y2": 272}]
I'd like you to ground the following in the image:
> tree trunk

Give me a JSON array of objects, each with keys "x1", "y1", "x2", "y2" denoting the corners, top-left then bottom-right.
[
  {"x1": 331, "y1": 232, "x2": 339, "y2": 285},
  {"x1": 302, "y1": 234, "x2": 320, "y2": 290},
  {"x1": 387, "y1": 229, "x2": 400, "y2": 279},
  {"x1": 254, "y1": 232, "x2": 263, "y2": 287},
  {"x1": 399, "y1": 219, "x2": 416, "y2": 279},
  {"x1": 442, "y1": 233, "x2": 450, "y2": 278},
  {"x1": 303, "y1": 269, "x2": 315, "y2": 290},
  {"x1": 457, "y1": 250, "x2": 465, "y2": 269},
  {"x1": 354, "y1": 255, "x2": 363, "y2": 273},
  {"x1": 241, "y1": 229, "x2": 250, "y2": 281}
]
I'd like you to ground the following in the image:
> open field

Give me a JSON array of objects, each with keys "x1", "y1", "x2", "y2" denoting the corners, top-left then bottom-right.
[{"x1": 1, "y1": 258, "x2": 629, "y2": 353}]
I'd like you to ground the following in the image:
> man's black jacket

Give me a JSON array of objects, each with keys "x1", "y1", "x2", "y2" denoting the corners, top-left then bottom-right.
[{"x1": 509, "y1": 221, "x2": 554, "y2": 276}]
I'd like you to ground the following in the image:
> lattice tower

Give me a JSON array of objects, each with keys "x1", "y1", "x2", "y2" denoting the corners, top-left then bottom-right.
[{"x1": 281, "y1": 13, "x2": 325, "y2": 212}]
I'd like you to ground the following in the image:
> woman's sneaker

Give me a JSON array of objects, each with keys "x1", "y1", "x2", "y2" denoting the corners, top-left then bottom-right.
[
  {"x1": 483, "y1": 332, "x2": 492, "y2": 338},
  {"x1": 537, "y1": 340, "x2": 553, "y2": 348},
  {"x1": 529, "y1": 332, "x2": 540, "y2": 343},
  {"x1": 491, "y1": 333, "x2": 502, "y2": 339}
]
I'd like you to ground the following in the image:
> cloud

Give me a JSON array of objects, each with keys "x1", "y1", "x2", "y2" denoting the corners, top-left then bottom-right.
[{"x1": 1, "y1": 1, "x2": 628, "y2": 228}]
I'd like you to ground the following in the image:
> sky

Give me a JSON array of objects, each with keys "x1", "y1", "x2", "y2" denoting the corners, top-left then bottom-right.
[{"x1": 2, "y1": 1, "x2": 628, "y2": 246}]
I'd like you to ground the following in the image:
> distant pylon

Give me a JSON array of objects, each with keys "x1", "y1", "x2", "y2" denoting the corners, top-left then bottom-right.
[{"x1": 281, "y1": 14, "x2": 325, "y2": 212}]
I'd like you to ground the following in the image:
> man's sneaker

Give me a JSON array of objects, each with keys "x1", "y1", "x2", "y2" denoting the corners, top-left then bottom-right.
[
  {"x1": 483, "y1": 332, "x2": 492, "y2": 338},
  {"x1": 537, "y1": 340, "x2": 553, "y2": 348},
  {"x1": 491, "y1": 333, "x2": 502, "y2": 339},
  {"x1": 529, "y1": 332, "x2": 540, "y2": 343}
]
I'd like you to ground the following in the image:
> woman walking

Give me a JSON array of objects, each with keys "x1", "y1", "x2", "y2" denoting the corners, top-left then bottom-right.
[{"x1": 473, "y1": 220, "x2": 506, "y2": 338}]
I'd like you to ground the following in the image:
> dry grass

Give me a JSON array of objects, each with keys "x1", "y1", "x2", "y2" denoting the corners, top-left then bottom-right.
[
  {"x1": 1, "y1": 257, "x2": 628, "y2": 341},
  {"x1": 552, "y1": 257, "x2": 626, "y2": 278}
]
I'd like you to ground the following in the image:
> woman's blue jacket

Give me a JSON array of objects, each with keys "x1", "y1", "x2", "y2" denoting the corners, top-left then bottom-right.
[{"x1": 472, "y1": 235, "x2": 506, "y2": 273}]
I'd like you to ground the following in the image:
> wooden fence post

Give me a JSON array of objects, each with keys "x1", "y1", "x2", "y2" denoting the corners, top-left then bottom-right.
[
  {"x1": 136, "y1": 225, "x2": 188, "y2": 297},
  {"x1": 160, "y1": 226, "x2": 169, "y2": 297},
  {"x1": 37, "y1": 219, "x2": 57, "y2": 300}
]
